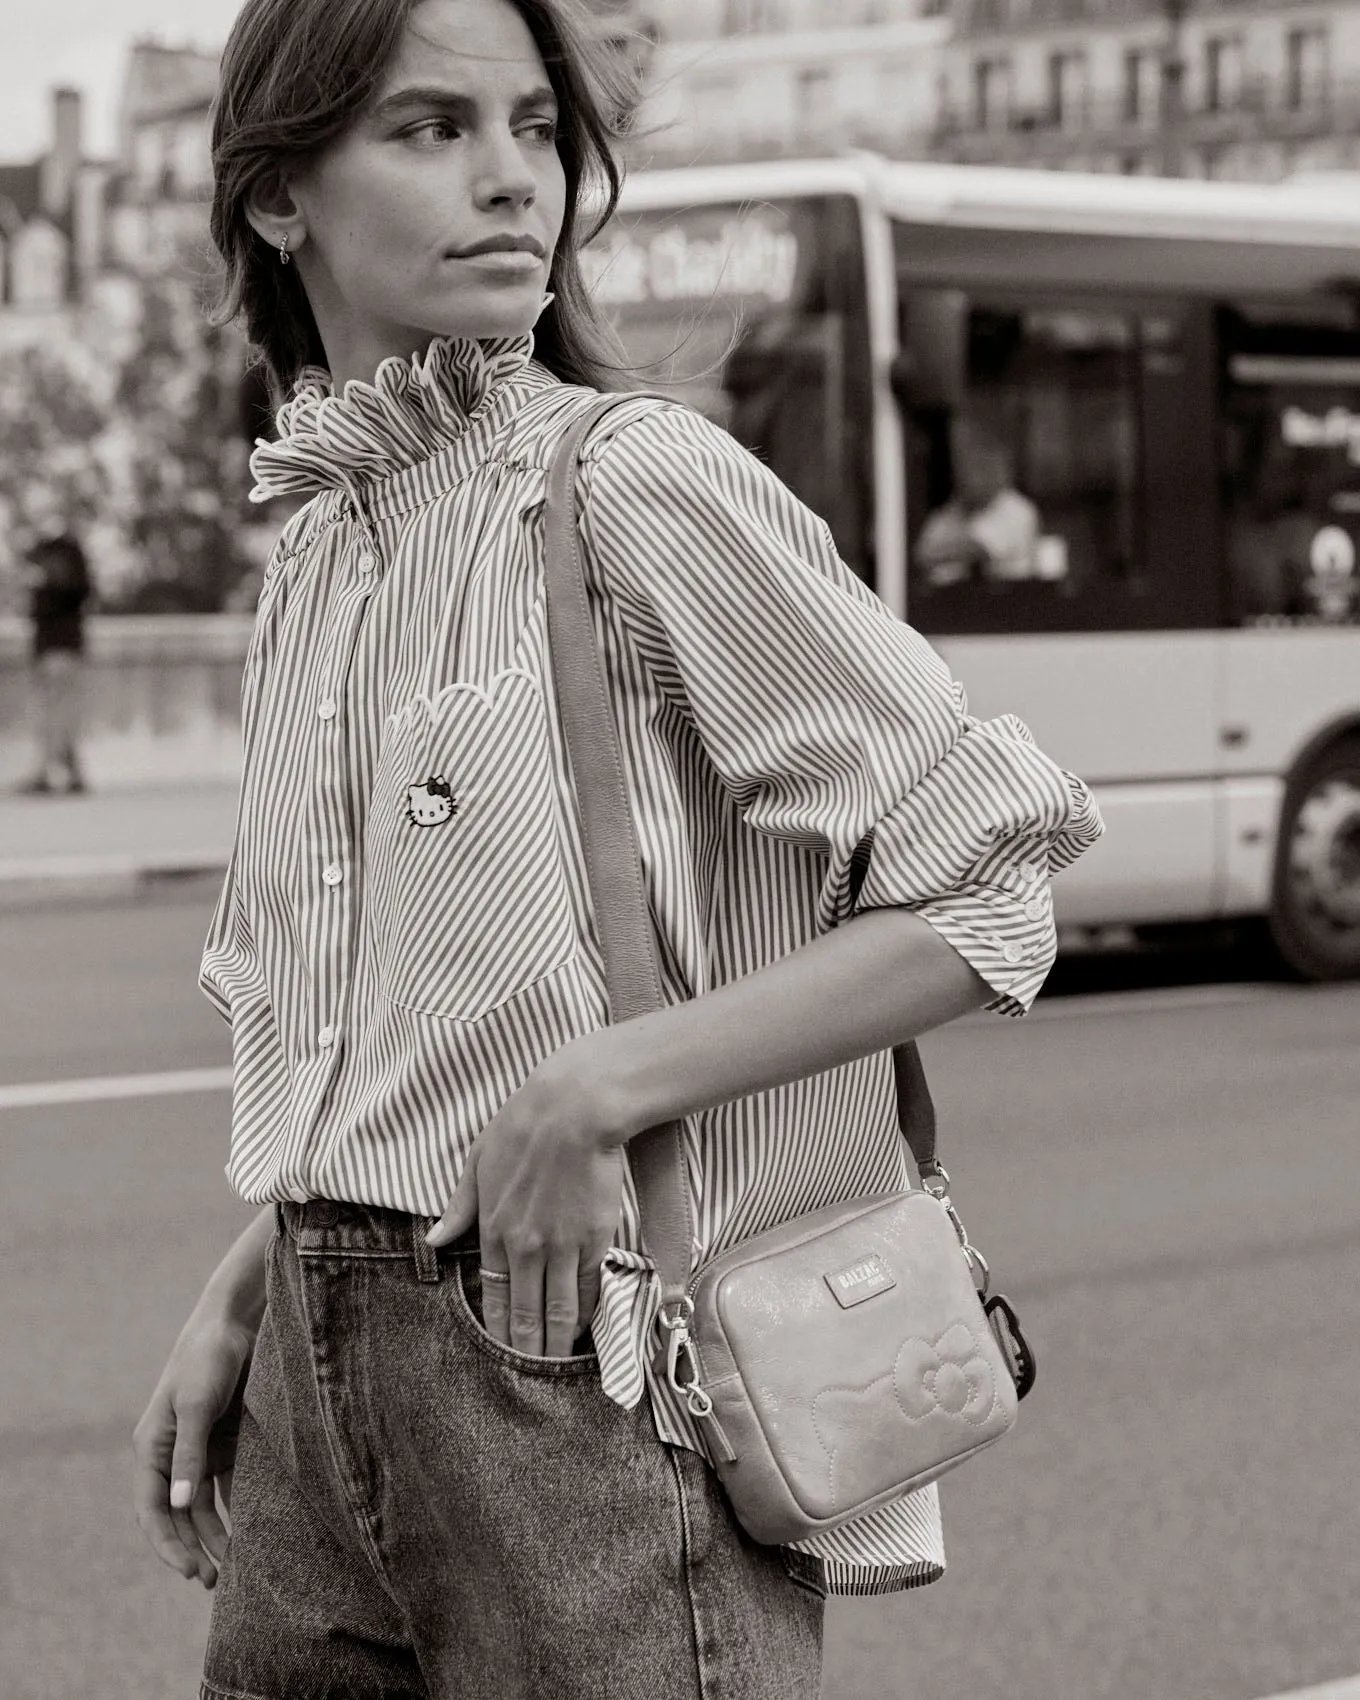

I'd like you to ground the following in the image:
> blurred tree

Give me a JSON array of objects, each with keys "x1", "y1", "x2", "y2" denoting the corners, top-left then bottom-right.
[
  {"x1": 0, "y1": 343, "x2": 108, "y2": 613},
  {"x1": 0, "y1": 277, "x2": 263, "y2": 615},
  {"x1": 101, "y1": 279, "x2": 257, "y2": 613}
]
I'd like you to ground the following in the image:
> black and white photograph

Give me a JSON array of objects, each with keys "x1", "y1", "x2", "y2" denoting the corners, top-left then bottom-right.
[{"x1": 1, "y1": 1, "x2": 1357, "y2": 1696}]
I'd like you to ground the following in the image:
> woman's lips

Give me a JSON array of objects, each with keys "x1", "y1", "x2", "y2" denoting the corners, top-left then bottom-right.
[{"x1": 449, "y1": 249, "x2": 544, "y2": 273}]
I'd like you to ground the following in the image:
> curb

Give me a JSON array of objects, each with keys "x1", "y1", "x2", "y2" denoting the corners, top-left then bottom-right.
[{"x1": 0, "y1": 852, "x2": 229, "y2": 909}]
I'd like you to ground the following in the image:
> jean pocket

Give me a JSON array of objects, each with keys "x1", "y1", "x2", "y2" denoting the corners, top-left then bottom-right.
[
  {"x1": 365, "y1": 670, "x2": 577, "y2": 1022},
  {"x1": 779, "y1": 1547, "x2": 830, "y2": 1599},
  {"x1": 447, "y1": 1256, "x2": 600, "y2": 1377}
]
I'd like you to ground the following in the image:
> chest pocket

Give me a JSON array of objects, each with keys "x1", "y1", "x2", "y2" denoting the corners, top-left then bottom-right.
[{"x1": 366, "y1": 670, "x2": 577, "y2": 1021}]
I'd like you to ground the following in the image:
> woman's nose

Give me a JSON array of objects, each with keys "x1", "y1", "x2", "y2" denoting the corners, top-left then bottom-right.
[{"x1": 473, "y1": 127, "x2": 537, "y2": 210}]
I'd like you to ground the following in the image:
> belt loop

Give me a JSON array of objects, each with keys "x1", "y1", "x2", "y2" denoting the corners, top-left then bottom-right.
[{"x1": 412, "y1": 1217, "x2": 441, "y2": 1284}]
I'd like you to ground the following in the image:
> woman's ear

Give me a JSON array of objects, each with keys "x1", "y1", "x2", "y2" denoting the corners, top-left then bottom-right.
[{"x1": 244, "y1": 172, "x2": 307, "y2": 262}]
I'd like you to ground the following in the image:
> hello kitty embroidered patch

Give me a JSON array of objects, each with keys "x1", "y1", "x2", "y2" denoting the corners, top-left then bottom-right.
[{"x1": 406, "y1": 775, "x2": 458, "y2": 827}]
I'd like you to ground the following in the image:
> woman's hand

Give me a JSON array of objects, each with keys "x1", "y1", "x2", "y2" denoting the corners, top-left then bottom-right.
[
  {"x1": 426, "y1": 1037, "x2": 627, "y2": 1357},
  {"x1": 132, "y1": 1313, "x2": 254, "y2": 1588}
]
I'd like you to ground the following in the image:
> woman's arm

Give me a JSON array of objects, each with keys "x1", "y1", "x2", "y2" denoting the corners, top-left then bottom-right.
[
  {"x1": 194, "y1": 1203, "x2": 274, "y2": 1333},
  {"x1": 585, "y1": 905, "x2": 985, "y2": 1147},
  {"x1": 133, "y1": 1204, "x2": 274, "y2": 1588},
  {"x1": 426, "y1": 909, "x2": 987, "y2": 1357}
]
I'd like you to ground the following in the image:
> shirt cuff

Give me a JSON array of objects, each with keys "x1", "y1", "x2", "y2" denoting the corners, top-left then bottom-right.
[{"x1": 903, "y1": 875, "x2": 1057, "y2": 1018}]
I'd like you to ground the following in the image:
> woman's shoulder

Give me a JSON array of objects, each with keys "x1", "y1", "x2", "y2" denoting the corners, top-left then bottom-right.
[{"x1": 495, "y1": 377, "x2": 712, "y2": 480}]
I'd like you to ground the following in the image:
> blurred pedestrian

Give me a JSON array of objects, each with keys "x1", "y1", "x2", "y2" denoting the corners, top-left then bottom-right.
[
  {"x1": 132, "y1": 1, "x2": 1102, "y2": 1696},
  {"x1": 15, "y1": 487, "x2": 90, "y2": 796}
]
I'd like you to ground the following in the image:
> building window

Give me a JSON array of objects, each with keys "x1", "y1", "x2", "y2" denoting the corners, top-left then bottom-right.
[
  {"x1": 795, "y1": 66, "x2": 836, "y2": 137},
  {"x1": 1049, "y1": 50, "x2": 1089, "y2": 131},
  {"x1": 1286, "y1": 26, "x2": 1329, "y2": 112},
  {"x1": 974, "y1": 57, "x2": 1013, "y2": 131},
  {"x1": 1123, "y1": 48, "x2": 1161, "y2": 126},
  {"x1": 722, "y1": 0, "x2": 786, "y2": 29},
  {"x1": 1204, "y1": 34, "x2": 1245, "y2": 114}
]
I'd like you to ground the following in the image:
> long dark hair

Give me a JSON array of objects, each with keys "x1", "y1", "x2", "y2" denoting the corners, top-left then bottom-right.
[{"x1": 209, "y1": 0, "x2": 630, "y2": 394}]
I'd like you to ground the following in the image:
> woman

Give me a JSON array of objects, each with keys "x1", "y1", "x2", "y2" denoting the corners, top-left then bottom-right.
[{"x1": 133, "y1": 1, "x2": 1103, "y2": 1695}]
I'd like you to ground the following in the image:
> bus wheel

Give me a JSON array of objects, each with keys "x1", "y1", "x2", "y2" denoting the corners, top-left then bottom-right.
[{"x1": 1270, "y1": 738, "x2": 1360, "y2": 980}]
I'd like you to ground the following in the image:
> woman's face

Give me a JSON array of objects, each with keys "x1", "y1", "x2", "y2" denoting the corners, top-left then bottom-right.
[{"x1": 281, "y1": 0, "x2": 567, "y2": 384}]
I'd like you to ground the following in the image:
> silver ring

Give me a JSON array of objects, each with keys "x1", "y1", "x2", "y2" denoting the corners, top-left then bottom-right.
[{"x1": 478, "y1": 1267, "x2": 511, "y2": 1284}]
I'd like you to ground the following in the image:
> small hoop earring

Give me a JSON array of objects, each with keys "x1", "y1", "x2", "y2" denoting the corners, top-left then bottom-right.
[{"x1": 278, "y1": 234, "x2": 291, "y2": 267}]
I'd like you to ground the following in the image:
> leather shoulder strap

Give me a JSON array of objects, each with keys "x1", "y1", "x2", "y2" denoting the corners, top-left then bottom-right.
[{"x1": 542, "y1": 392, "x2": 944, "y2": 1294}]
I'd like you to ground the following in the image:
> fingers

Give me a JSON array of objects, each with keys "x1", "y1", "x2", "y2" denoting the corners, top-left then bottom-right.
[
  {"x1": 190, "y1": 1475, "x2": 231, "y2": 1567},
  {"x1": 133, "y1": 1454, "x2": 202, "y2": 1583},
  {"x1": 425, "y1": 1152, "x2": 478, "y2": 1249},
  {"x1": 543, "y1": 1254, "x2": 581, "y2": 1359},
  {"x1": 168, "y1": 1395, "x2": 219, "y2": 1586},
  {"x1": 507, "y1": 1248, "x2": 547, "y2": 1358},
  {"x1": 576, "y1": 1250, "x2": 604, "y2": 1348},
  {"x1": 481, "y1": 1247, "x2": 600, "y2": 1358},
  {"x1": 169, "y1": 1395, "x2": 212, "y2": 1525},
  {"x1": 478, "y1": 1235, "x2": 513, "y2": 1347},
  {"x1": 132, "y1": 1395, "x2": 217, "y2": 1588}
]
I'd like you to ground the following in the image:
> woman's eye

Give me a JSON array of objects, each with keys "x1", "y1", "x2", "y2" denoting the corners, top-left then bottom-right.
[
  {"x1": 405, "y1": 117, "x2": 460, "y2": 145},
  {"x1": 521, "y1": 118, "x2": 558, "y2": 145}
]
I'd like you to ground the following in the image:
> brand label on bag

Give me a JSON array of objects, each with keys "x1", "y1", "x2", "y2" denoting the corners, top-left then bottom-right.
[{"x1": 824, "y1": 1252, "x2": 897, "y2": 1309}]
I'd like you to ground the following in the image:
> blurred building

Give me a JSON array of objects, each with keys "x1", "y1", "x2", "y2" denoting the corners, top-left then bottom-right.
[
  {"x1": 932, "y1": 0, "x2": 1360, "y2": 179},
  {"x1": 104, "y1": 42, "x2": 220, "y2": 276},
  {"x1": 633, "y1": 0, "x2": 950, "y2": 165},
  {"x1": 0, "y1": 89, "x2": 108, "y2": 341}
]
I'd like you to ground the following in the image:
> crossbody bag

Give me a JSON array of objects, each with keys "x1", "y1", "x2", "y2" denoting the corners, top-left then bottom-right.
[{"x1": 543, "y1": 394, "x2": 1036, "y2": 1547}]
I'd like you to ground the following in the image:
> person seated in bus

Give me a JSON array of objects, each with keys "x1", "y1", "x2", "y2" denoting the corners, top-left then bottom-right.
[
  {"x1": 1223, "y1": 429, "x2": 1314, "y2": 621},
  {"x1": 915, "y1": 420, "x2": 1041, "y2": 587}
]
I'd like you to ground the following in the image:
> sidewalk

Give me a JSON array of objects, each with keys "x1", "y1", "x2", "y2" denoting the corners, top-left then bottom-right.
[{"x1": 0, "y1": 783, "x2": 239, "y2": 905}]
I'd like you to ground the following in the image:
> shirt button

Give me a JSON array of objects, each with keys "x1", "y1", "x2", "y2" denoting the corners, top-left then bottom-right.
[
  {"x1": 1022, "y1": 861, "x2": 1044, "y2": 882},
  {"x1": 1024, "y1": 898, "x2": 1045, "y2": 920},
  {"x1": 317, "y1": 698, "x2": 337, "y2": 721},
  {"x1": 1002, "y1": 942, "x2": 1024, "y2": 965},
  {"x1": 357, "y1": 550, "x2": 378, "y2": 574},
  {"x1": 322, "y1": 863, "x2": 343, "y2": 887},
  {"x1": 317, "y1": 1025, "x2": 337, "y2": 1048}
]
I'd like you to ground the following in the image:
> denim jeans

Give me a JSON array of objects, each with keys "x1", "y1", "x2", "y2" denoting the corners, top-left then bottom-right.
[{"x1": 201, "y1": 1201, "x2": 824, "y2": 1700}]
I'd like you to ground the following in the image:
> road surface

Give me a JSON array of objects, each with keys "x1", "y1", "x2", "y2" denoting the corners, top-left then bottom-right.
[{"x1": 1, "y1": 890, "x2": 1357, "y2": 1700}]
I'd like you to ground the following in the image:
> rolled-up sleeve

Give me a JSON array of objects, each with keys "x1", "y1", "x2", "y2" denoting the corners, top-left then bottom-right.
[{"x1": 579, "y1": 404, "x2": 1104, "y2": 1017}]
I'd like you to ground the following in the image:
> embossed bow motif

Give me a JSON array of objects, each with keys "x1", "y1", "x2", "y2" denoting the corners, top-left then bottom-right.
[
  {"x1": 892, "y1": 1323, "x2": 997, "y2": 1424},
  {"x1": 808, "y1": 1323, "x2": 1000, "y2": 1515}
]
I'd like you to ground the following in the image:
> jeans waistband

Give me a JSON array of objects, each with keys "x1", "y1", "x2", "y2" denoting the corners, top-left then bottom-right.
[{"x1": 276, "y1": 1199, "x2": 478, "y2": 1282}]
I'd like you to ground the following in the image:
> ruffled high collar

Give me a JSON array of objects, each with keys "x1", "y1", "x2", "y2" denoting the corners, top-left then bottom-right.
[{"x1": 249, "y1": 333, "x2": 534, "y2": 503}]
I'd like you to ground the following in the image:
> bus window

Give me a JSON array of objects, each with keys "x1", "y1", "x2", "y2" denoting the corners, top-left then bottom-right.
[
  {"x1": 1219, "y1": 303, "x2": 1360, "y2": 628},
  {"x1": 584, "y1": 196, "x2": 875, "y2": 580},
  {"x1": 896, "y1": 293, "x2": 1155, "y2": 632}
]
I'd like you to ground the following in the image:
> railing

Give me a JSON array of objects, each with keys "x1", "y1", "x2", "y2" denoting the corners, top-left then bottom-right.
[{"x1": 933, "y1": 71, "x2": 1344, "y2": 146}]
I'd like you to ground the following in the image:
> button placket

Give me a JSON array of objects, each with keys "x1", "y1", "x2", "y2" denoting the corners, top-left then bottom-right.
[{"x1": 298, "y1": 541, "x2": 374, "y2": 1117}]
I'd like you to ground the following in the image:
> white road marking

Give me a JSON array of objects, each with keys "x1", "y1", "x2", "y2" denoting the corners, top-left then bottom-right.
[
  {"x1": 1025, "y1": 984, "x2": 1277, "y2": 1020},
  {"x1": 0, "y1": 1066, "x2": 233, "y2": 1113},
  {"x1": 1251, "y1": 1678, "x2": 1360, "y2": 1700}
]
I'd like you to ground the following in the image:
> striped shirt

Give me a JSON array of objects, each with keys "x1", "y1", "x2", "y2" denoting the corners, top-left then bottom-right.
[{"x1": 204, "y1": 332, "x2": 1102, "y2": 1596}]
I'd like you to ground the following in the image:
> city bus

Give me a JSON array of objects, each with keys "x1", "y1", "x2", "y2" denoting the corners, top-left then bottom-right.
[{"x1": 583, "y1": 155, "x2": 1360, "y2": 980}]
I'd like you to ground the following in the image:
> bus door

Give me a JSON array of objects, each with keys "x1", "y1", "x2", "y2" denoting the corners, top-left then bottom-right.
[
  {"x1": 583, "y1": 194, "x2": 877, "y2": 584},
  {"x1": 891, "y1": 274, "x2": 1222, "y2": 926},
  {"x1": 1216, "y1": 298, "x2": 1360, "y2": 918}
]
